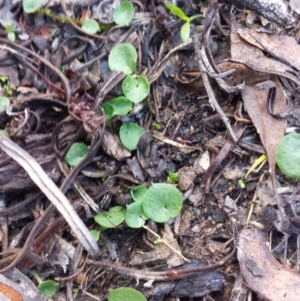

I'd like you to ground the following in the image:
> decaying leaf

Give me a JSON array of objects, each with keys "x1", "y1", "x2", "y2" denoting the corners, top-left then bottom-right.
[
  {"x1": 102, "y1": 129, "x2": 131, "y2": 160},
  {"x1": 238, "y1": 228, "x2": 300, "y2": 301},
  {"x1": 230, "y1": 21, "x2": 287, "y2": 177},
  {"x1": 238, "y1": 27, "x2": 300, "y2": 71}
]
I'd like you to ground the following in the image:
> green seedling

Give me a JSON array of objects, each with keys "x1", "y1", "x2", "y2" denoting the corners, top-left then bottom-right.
[
  {"x1": 65, "y1": 142, "x2": 89, "y2": 167},
  {"x1": 166, "y1": 4, "x2": 202, "y2": 42},
  {"x1": 108, "y1": 43, "x2": 150, "y2": 104},
  {"x1": 5, "y1": 25, "x2": 15, "y2": 42},
  {"x1": 108, "y1": 43, "x2": 137, "y2": 75},
  {"x1": 276, "y1": 133, "x2": 300, "y2": 179},
  {"x1": 113, "y1": 1, "x2": 135, "y2": 26},
  {"x1": 0, "y1": 130, "x2": 9, "y2": 138},
  {"x1": 90, "y1": 229, "x2": 101, "y2": 242},
  {"x1": 108, "y1": 287, "x2": 147, "y2": 301},
  {"x1": 95, "y1": 183, "x2": 183, "y2": 229},
  {"x1": 31, "y1": 272, "x2": 58, "y2": 298},
  {"x1": 102, "y1": 96, "x2": 132, "y2": 120},
  {"x1": 167, "y1": 171, "x2": 178, "y2": 183},
  {"x1": 81, "y1": 19, "x2": 100, "y2": 34},
  {"x1": 23, "y1": 0, "x2": 42, "y2": 13},
  {"x1": 0, "y1": 96, "x2": 10, "y2": 112},
  {"x1": 130, "y1": 185, "x2": 147, "y2": 202},
  {"x1": 122, "y1": 75, "x2": 150, "y2": 103},
  {"x1": 94, "y1": 206, "x2": 126, "y2": 228},
  {"x1": 119, "y1": 122, "x2": 144, "y2": 151},
  {"x1": 0, "y1": 76, "x2": 13, "y2": 97},
  {"x1": 238, "y1": 179, "x2": 245, "y2": 189},
  {"x1": 142, "y1": 183, "x2": 182, "y2": 223},
  {"x1": 152, "y1": 121, "x2": 161, "y2": 130}
]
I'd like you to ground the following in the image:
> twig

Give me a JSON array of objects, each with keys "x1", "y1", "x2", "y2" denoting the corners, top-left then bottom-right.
[
  {"x1": 0, "y1": 39, "x2": 71, "y2": 104},
  {"x1": 192, "y1": 32, "x2": 238, "y2": 142},
  {"x1": 0, "y1": 134, "x2": 99, "y2": 257},
  {"x1": 143, "y1": 225, "x2": 190, "y2": 263},
  {"x1": 89, "y1": 218, "x2": 238, "y2": 281}
]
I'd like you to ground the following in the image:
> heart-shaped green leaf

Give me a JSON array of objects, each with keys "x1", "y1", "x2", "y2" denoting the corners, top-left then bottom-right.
[
  {"x1": 0, "y1": 96, "x2": 10, "y2": 112},
  {"x1": 113, "y1": 1, "x2": 135, "y2": 26},
  {"x1": 108, "y1": 287, "x2": 147, "y2": 301},
  {"x1": 65, "y1": 142, "x2": 89, "y2": 167},
  {"x1": 108, "y1": 43, "x2": 137, "y2": 75},
  {"x1": 276, "y1": 133, "x2": 300, "y2": 179},
  {"x1": 119, "y1": 122, "x2": 144, "y2": 151},
  {"x1": 94, "y1": 206, "x2": 125, "y2": 228},
  {"x1": 82, "y1": 19, "x2": 100, "y2": 34},
  {"x1": 125, "y1": 201, "x2": 147, "y2": 228},
  {"x1": 143, "y1": 183, "x2": 183, "y2": 223},
  {"x1": 102, "y1": 97, "x2": 132, "y2": 120},
  {"x1": 130, "y1": 185, "x2": 147, "y2": 202},
  {"x1": 122, "y1": 75, "x2": 150, "y2": 103}
]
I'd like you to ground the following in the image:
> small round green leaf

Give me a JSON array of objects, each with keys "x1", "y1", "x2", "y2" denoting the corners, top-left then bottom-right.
[
  {"x1": 125, "y1": 201, "x2": 147, "y2": 228},
  {"x1": 38, "y1": 280, "x2": 58, "y2": 298},
  {"x1": 102, "y1": 97, "x2": 132, "y2": 120},
  {"x1": 0, "y1": 130, "x2": 9, "y2": 138},
  {"x1": 7, "y1": 32, "x2": 16, "y2": 42},
  {"x1": 94, "y1": 206, "x2": 125, "y2": 228},
  {"x1": 23, "y1": 0, "x2": 42, "y2": 13},
  {"x1": 108, "y1": 287, "x2": 147, "y2": 301},
  {"x1": 119, "y1": 122, "x2": 143, "y2": 151},
  {"x1": 90, "y1": 230, "x2": 100, "y2": 242},
  {"x1": 113, "y1": 1, "x2": 135, "y2": 26},
  {"x1": 180, "y1": 21, "x2": 190, "y2": 43},
  {"x1": 122, "y1": 75, "x2": 150, "y2": 103},
  {"x1": 130, "y1": 185, "x2": 147, "y2": 202},
  {"x1": 81, "y1": 19, "x2": 100, "y2": 34},
  {"x1": 143, "y1": 183, "x2": 183, "y2": 223},
  {"x1": 108, "y1": 43, "x2": 137, "y2": 75},
  {"x1": 276, "y1": 133, "x2": 300, "y2": 179},
  {"x1": 166, "y1": 4, "x2": 189, "y2": 21},
  {"x1": 0, "y1": 96, "x2": 10, "y2": 112},
  {"x1": 65, "y1": 142, "x2": 89, "y2": 167}
]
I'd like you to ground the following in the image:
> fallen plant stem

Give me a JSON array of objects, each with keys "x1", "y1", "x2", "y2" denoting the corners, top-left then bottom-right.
[
  {"x1": 143, "y1": 225, "x2": 190, "y2": 263},
  {"x1": 192, "y1": 32, "x2": 237, "y2": 142},
  {"x1": 60, "y1": 0, "x2": 106, "y2": 40},
  {"x1": 0, "y1": 39, "x2": 71, "y2": 103},
  {"x1": 0, "y1": 134, "x2": 99, "y2": 259},
  {"x1": 89, "y1": 218, "x2": 237, "y2": 281}
]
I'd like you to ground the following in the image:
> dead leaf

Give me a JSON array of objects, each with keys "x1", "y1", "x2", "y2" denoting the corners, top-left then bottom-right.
[
  {"x1": 238, "y1": 27, "x2": 300, "y2": 71},
  {"x1": 238, "y1": 228, "x2": 300, "y2": 301},
  {"x1": 102, "y1": 130, "x2": 131, "y2": 160},
  {"x1": 130, "y1": 224, "x2": 184, "y2": 267},
  {"x1": 230, "y1": 21, "x2": 287, "y2": 176}
]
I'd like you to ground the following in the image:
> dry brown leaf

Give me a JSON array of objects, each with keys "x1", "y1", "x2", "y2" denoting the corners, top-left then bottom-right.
[
  {"x1": 230, "y1": 21, "x2": 287, "y2": 177},
  {"x1": 238, "y1": 228, "x2": 300, "y2": 301},
  {"x1": 238, "y1": 27, "x2": 300, "y2": 71}
]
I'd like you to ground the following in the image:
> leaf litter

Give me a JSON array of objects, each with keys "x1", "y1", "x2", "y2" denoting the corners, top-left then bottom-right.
[{"x1": 1, "y1": 0, "x2": 300, "y2": 300}]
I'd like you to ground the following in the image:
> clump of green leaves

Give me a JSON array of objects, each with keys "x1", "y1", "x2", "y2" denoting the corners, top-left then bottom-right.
[
  {"x1": 108, "y1": 43, "x2": 150, "y2": 104},
  {"x1": 102, "y1": 97, "x2": 133, "y2": 120},
  {"x1": 167, "y1": 171, "x2": 178, "y2": 183},
  {"x1": 0, "y1": 76, "x2": 13, "y2": 97},
  {"x1": 23, "y1": 0, "x2": 42, "y2": 14},
  {"x1": 108, "y1": 287, "x2": 146, "y2": 301},
  {"x1": 94, "y1": 183, "x2": 183, "y2": 229},
  {"x1": 276, "y1": 133, "x2": 300, "y2": 179},
  {"x1": 81, "y1": 19, "x2": 100, "y2": 34},
  {"x1": 6, "y1": 25, "x2": 15, "y2": 42},
  {"x1": 32, "y1": 272, "x2": 58, "y2": 298},
  {"x1": 113, "y1": 1, "x2": 135, "y2": 26},
  {"x1": 166, "y1": 4, "x2": 202, "y2": 42},
  {"x1": 64, "y1": 142, "x2": 89, "y2": 167}
]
